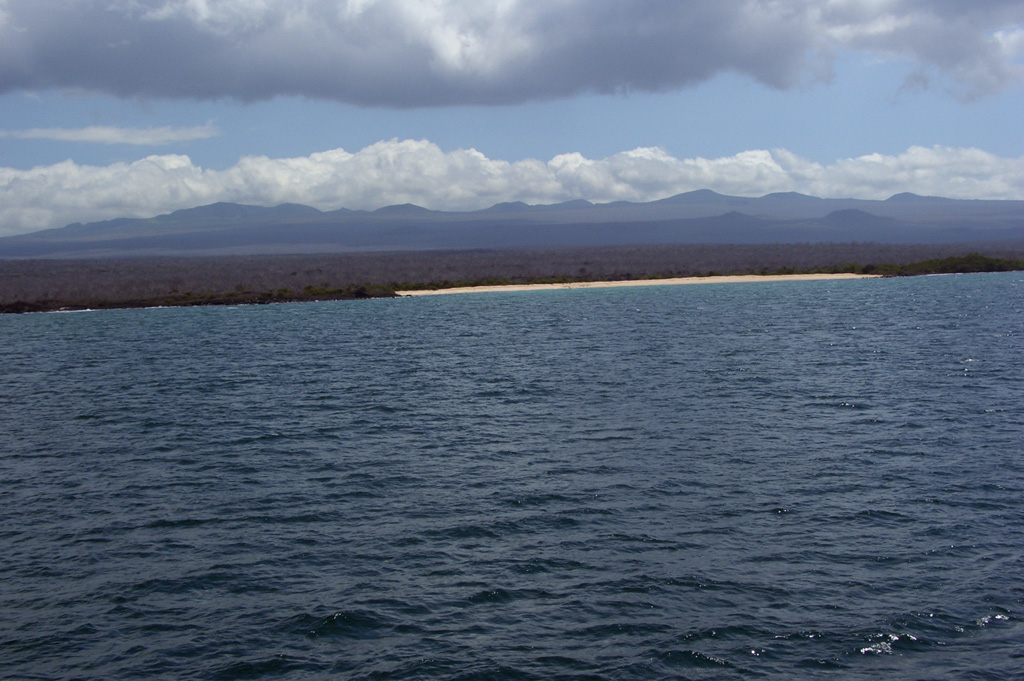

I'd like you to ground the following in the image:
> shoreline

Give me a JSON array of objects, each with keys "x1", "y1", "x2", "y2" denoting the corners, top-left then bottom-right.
[
  {"x1": 399, "y1": 272, "x2": 882, "y2": 296},
  {"x1": 4, "y1": 252, "x2": 1020, "y2": 314}
]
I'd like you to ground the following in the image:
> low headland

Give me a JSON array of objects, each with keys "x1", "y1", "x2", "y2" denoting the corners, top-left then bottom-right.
[{"x1": 2, "y1": 245, "x2": 1023, "y2": 314}]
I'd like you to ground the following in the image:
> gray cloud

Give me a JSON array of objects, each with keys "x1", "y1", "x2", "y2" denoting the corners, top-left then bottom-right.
[
  {"x1": 2, "y1": 140, "x2": 1022, "y2": 236},
  {"x1": 0, "y1": 123, "x2": 219, "y2": 145},
  {"x1": 0, "y1": 1, "x2": 1020, "y2": 105}
]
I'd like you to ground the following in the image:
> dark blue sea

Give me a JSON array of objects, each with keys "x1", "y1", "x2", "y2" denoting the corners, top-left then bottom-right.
[{"x1": 2, "y1": 273, "x2": 1023, "y2": 680}]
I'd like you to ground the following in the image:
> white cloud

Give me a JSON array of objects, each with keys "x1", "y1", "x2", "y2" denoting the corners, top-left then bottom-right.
[
  {"x1": 0, "y1": 123, "x2": 220, "y2": 145},
  {"x1": 0, "y1": 1, "x2": 1020, "y2": 105},
  {"x1": 1, "y1": 140, "x2": 1022, "y2": 236}
]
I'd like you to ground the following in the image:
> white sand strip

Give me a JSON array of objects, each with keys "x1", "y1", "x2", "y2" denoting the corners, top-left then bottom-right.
[{"x1": 399, "y1": 273, "x2": 881, "y2": 296}]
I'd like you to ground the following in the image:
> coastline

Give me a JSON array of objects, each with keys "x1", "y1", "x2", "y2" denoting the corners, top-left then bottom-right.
[
  {"x1": 399, "y1": 272, "x2": 882, "y2": 296},
  {"x1": 4, "y1": 251, "x2": 1019, "y2": 314}
]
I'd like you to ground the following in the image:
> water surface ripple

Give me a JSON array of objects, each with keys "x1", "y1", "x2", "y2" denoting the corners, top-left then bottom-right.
[{"x1": 2, "y1": 273, "x2": 1023, "y2": 680}]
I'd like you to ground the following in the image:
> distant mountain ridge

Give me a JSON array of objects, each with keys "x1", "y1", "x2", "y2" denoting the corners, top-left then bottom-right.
[{"x1": 2, "y1": 191, "x2": 1022, "y2": 258}]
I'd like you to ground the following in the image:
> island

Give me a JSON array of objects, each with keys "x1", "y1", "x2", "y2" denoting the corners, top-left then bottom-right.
[{"x1": 2, "y1": 247, "x2": 1023, "y2": 314}]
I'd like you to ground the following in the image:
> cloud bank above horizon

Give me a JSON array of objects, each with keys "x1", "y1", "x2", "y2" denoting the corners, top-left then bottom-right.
[
  {"x1": 1, "y1": 1, "x2": 1022, "y2": 105},
  {"x1": 2, "y1": 139, "x2": 1022, "y2": 236}
]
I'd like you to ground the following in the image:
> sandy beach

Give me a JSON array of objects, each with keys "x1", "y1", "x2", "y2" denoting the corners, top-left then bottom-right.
[{"x1": 399, "y1": 272, "x2": 881, "y2": 296}]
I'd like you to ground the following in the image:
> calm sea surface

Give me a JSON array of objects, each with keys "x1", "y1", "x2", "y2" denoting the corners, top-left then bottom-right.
[{"x1": 2, "y1": 273, "x2": 1023, "y2": 680}]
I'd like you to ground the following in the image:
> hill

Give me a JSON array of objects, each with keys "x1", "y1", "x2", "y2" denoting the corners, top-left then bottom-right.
[{"x1": 1, "y1": 191, "x2": 1022, "y2": 258}]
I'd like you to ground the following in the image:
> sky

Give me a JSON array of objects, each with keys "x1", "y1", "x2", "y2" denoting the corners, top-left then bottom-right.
[{"x1": 1, "y1": 0, "x2": 1023, "y2": 236}]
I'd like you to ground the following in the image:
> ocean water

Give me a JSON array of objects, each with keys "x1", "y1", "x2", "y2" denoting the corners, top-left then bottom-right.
[{"x1": 2, "y1": 272, "x2": 1023, "y2": 680}]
